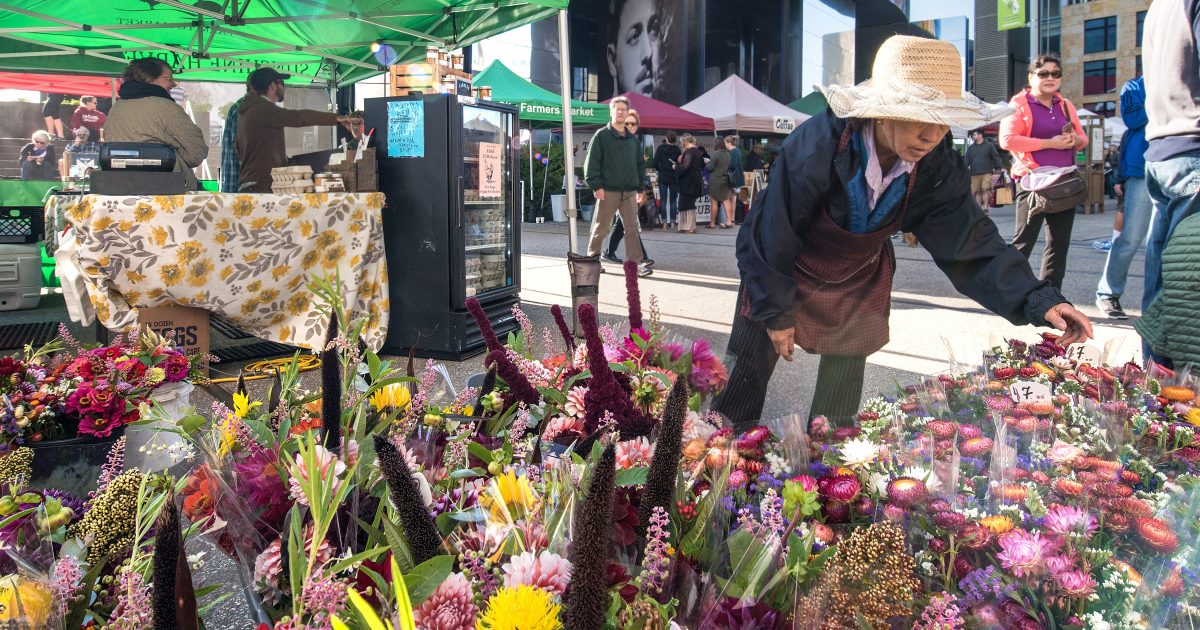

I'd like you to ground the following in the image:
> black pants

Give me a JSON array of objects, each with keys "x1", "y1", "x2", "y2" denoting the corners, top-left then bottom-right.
[
  {"x1": 711, "y1": 286, "x2": 867, "y2": 430},
  {"x1": 605, "y1": 215, "x2": 649, "y2": 260},
  {"x1": 41, "y1": 94, "x2": 64, "y2": 119},
  {"x1": 1011, "y1": 188, "x2": 1075, "y2": 289}
]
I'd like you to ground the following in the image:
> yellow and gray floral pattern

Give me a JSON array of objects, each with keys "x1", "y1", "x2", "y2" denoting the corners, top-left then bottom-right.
[{"x1": 64, "y1": 193, "x2": 389, "y2": 351}]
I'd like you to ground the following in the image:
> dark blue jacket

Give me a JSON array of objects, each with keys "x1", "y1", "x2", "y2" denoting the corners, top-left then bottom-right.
[{"x1": 736, "y1": 110, "x2": 1067, "y2": 330}]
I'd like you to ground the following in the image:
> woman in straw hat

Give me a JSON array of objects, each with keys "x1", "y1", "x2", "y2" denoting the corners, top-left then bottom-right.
[{"x1": 711, "y1": 35, "x2": 1093, "y2": 428}]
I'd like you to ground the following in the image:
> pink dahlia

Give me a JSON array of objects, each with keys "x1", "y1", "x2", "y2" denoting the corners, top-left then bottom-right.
[
  {"x1": 564, "y1": 386, "x2": 588, "y2": 419},
  {"x1": 253, "y1": 540, "x2": 286, "y2": 606},
  {"x1": 688, "y1": 338, "x2": 728, "y2": 393},
  {"x1": 1054, "y1": 569, "x2": 1097, "y2": 598},
  {"x1": 413, "y1": 571, "x2": 478, "y2": 630},
  {"x1": 1043, "y1": 504, "x2": 1097, "y2": 537},
  {"x1": 616, "y1": 437, "x2": 653, "y2": 469},
  {"x1": 997, "y1": 530, "x2": 1049, "y2": 578},
  {"x1": 540, "y1": 414, "x2": 584, "y2": 443},
  {"x1": 288, "y1": 445, "x2": 345, "y2": 506},
  {"x1": 501, "y1": 551, "x2": 572, "y2": 596}
]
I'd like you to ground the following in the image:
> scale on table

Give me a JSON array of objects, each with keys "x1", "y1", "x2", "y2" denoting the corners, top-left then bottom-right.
[{"x1": 90, "y1": 142, "x2": 185, "y2": 195}]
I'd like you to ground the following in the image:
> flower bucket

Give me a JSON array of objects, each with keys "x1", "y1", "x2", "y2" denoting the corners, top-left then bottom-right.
[
  {"x1": 24, "y1": 426, "x2": 126, "y2": 499},
  {"x1": 127, "y1": 380, "x2": 194, "y2": 473}
]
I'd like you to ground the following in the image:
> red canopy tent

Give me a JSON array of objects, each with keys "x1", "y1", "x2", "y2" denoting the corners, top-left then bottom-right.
[
  {"x1": 0, "y1": 72, "x2": 116, "y2": 96},
  {"x1": 603, "y1": 92, "x2": 714, "y2": 132}
]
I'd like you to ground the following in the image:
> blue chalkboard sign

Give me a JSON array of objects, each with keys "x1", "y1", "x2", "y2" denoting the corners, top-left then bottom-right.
[{"x1": 386, "y1": 100, "x2": 425, "y2": 158}]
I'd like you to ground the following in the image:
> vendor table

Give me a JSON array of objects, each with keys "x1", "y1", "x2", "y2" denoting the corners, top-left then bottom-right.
[{"x1": 59, "y1": 192, "x2": 389, "y2": 351}]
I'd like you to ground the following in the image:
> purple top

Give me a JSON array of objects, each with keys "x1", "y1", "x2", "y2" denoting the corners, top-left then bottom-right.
[{"x1": 1026, "y1": 93, "x2": 1076, "y2": 168}]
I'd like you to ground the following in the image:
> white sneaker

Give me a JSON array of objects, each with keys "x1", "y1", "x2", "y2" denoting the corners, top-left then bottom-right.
[{"x1": 637, "y1": 262, "x2": 653, "y2": 277}]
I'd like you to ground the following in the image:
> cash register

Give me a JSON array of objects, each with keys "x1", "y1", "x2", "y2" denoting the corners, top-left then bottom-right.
[{"x1": 90, "y1": 142, "x2": 186, "y2": 195}]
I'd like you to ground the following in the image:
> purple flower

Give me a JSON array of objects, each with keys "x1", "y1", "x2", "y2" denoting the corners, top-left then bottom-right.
[{"x1": 704, "y1": 596, "x2": 781, "y2": 630}]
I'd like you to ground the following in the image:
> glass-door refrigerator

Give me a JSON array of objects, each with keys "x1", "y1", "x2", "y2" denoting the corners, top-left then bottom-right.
[{"x1": 366, "y1": 93, "x2": 521, "y2": 359}]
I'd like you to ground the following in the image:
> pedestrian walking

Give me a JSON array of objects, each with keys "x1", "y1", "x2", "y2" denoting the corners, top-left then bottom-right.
[
  {"x1": 707, "y1": 137, "x2": 734, "y2": 228},
  {"x1": 653, "y1": 131, "x2": 681, "y2": 229},
  {"x1": 585, "y1": 96, "x2": 652, "y2": 277},
  {"x1": 964, "y1": 130, "x2": 1003, "y2": 213},
  {"x1": 712, "y1": 35, "x2": 1092, "y2": 428},
  {"x1": 1095, "y1": 76, "x2": 1151, "y2": 320},
  {"x1": 602, "y1": 108, "x2": 654, "y2": 270},
  {"x1": 999, "y1": 53, "x2": 1088, "y2": 290}
]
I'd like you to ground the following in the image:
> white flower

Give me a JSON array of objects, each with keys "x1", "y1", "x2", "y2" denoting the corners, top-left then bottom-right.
[
  {"x1": 902, "y1": 465, "x2": 943, "y2": 494},
  {"x1": 839, "y1": 437, "x2": 880, "y2": 468}
]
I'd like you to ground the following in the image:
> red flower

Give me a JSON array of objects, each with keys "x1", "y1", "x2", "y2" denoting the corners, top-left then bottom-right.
[
  {"x1": 181, "y1": 465, "x2": 221, "y2": 524},
  {"x1": 1135, "y1": 517, "x2": 1179, "y2": 554},
  {"x1": 993, "y1": 367, "x2": 1016, "y2": 379},
  {"x1": 957, "y1": 424, "x2": 983, "y2": 439},
  {"x1": 886, "y1": 477, "x2": 927, "y2": 508},
  {"x1": 926, "y1": 420, "x2": 957, "y2": 440},
  {"x1": 959, "y1": 437, "x2": 993, "y2": 457}
]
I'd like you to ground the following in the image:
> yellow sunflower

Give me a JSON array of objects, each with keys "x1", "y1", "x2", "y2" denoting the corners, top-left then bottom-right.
[
  {"x1": 133, "y1": 202, "x2": 157, "y2": 222},
  {"x1": 369, "y1": 382, "x2": 411, "y2": 412},
  {"x1": 476, "y1": 586, "x2": 561, "y2": 630},
  {"x1": 176, "y1": 240, "x2": 203, "y2": 264},
  {"x1": 0, "y1": 575, "x2": 52, "y2": 626},
  {"x1": 188, "y1": 258, "x2": 213, "y2": 286},
  {"x1": 231, "y1": 195, "x2": 256, "y2": 217},
  {"x1": 160, "y1": 264, "x2": 183, "y2": 287},
  {"x1": 478, "y1": 469, "x2": 541, "y2": 524}
]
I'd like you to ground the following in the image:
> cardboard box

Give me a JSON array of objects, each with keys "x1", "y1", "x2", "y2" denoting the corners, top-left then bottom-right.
[
  {"x1": 388, "y1": 63, "x2": 472, "y2": 97},
  {"x1": 138, "y1": 305, "x2": 211, "y2": 372}
]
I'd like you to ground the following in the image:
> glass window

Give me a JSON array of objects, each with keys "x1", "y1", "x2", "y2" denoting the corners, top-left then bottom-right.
[
  {"x1": 1091, "y1": 100, "x2": 1117, "y2": 118},
  {"x1": 1136, "y1": 55, "x2": 1142, "y2": 78},
  {"x1": 801, "y1": 0, "x2": 856, "y2": 100},
  {"x1": 1084, "y1": 16, "x2": 1117, "y2": 54},
  {"x1": 1083, "y1": 58, "x2": 1117, "y2": 95},
  {"x1": 1137, "y1": 11, "x2": 1146, "y2": 48}
]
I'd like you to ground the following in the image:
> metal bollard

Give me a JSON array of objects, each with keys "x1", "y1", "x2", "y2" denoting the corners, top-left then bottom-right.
[{"x1": 567, "y1": 251, "x2": 601, "y2": 337}]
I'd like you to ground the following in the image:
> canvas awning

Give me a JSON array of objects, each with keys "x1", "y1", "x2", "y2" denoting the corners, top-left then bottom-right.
[
  {"x1": 0, "y1": 0, "x2": 567, "y2": 87},
  {"x1": 681, "y1": 74, "x2": 809, "y2": 134},
  {"x1": 0, "y1": 71, "x2": 116, "y2": 95},
  {"x1": 603, "y1": 92, "x2": 713, "y2": 132},
  {"x1": 788, "y1": 91, "x2": 829, "y2": 117},
  {"x1": 473, "y1": 60, "x2": 607, "y2": 127}
]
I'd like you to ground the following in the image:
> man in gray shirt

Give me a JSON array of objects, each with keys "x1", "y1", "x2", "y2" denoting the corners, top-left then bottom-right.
[{"x1": 963, "y1": 130, "x2": 1003, "y2": 212}]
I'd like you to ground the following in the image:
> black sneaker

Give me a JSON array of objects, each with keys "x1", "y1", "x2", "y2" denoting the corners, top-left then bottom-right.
[
  {"x1": 601, "y1": 252, "x2": 622, "y2": 264},
  {"x1": 1095, "y1": 297, "x2": 1128, "y2": 320}
]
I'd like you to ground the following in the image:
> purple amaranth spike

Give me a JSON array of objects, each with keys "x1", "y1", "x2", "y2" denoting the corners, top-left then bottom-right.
[
  {"x1": 466, "y1": 298, "x2": 503, "y2": 355},
  {"x1": 622, "y1": 259, "x2": 643, "y2": 330},
  {"x1": 562, "y1": 444, "x2": 616, "y2": 630},
  {"x1": 484, "y1": 350, "x2": 541, "y2": 406},
  {"x1": 577, "y1": 304, "x2": 653, "y2": 439},
  {"x1": 550, "y1": 304, "x2": 576, "y2": 353}
]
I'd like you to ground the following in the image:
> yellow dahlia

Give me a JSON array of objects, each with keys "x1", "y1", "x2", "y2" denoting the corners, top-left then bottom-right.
[
  {"x1": 369, "y1": 382, "x2": 412, "y2": 412},
  {"x1": 476, "y1": 585, "x2": 562, "y2": 630},
  {"x1": 0, "y1": 575, "x2": 51, "y2": 626},
  {"x1": 479, "y1": 470, "x2": 542, "y2": 524}
]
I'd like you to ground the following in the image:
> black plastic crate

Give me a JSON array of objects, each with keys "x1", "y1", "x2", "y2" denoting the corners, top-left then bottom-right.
[{"x1": 0, "y1": 207, "x2": 43, "y2": 244}]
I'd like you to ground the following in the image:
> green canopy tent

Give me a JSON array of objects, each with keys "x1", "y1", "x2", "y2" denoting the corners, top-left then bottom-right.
[
  {"x1": 0, "y1": 0, "x2": 567, "y2": 87},
  {"x1": 474, "y1": 60, "x2": 607, "y2": 127}
]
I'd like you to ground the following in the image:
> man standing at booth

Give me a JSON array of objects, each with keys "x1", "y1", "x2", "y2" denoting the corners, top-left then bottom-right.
[{"x1": 236, "y1": 67, "x2": 360, "y2": 193}]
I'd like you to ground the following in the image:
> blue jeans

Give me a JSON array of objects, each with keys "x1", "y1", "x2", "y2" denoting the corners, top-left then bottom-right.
[
  {"x1": 1144, "y1": 153, "x2": 1200, "y2": 310},
  {"x1": 1096, "y1": 176, "x2": 1153, "y2": 301},
  {"x1": 657, "y1": 182, "x2": 678, "y2": 223}
]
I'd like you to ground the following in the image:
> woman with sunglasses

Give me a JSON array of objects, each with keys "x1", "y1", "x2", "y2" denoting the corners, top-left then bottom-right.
[
  {"x1": 999, "y1": 54, "x2": 1088, "y2": 289},
  {"x1": 18, "y1": 130, "x2": 58, "y2": 180}
]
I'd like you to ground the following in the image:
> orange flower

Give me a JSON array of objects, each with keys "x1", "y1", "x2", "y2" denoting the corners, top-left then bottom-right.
[
  {"x1": 1054, "y1": 478, "x2": 1083, "y2": 497},
  {"x1": 1162, "y1": 386, "x2": 1195, "y2": 403},
  {"x1": 996, "y1": 484, "x2": 1027, "y2": 502},
  {"x1": 979, "y1": 514, "x2": 1015, "y2": 535},
  {"x1": 181, "y1": 465, "x2": 220, "y2": 523}
]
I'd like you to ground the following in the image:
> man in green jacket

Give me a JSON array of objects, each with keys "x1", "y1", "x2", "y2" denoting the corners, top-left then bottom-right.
[
  {"x1": 1135, "y1": 212, "x2": 1200, "y2": 369},
  {"x1": 584, "y1": 96, "x2": 651, "y2": 277}
]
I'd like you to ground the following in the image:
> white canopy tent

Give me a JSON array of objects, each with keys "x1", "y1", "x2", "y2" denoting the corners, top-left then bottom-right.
[{"x1": 681, "y1": 74, "x2": 810, "y2": 134}]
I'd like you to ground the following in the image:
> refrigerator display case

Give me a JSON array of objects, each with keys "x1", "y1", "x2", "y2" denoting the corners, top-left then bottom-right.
[{"x1": 365, "y1": 93, "x2": 521, "y2": 359}]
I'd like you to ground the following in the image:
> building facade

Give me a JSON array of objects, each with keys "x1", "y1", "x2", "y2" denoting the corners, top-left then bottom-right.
[
  {"x1": 1059, "y1": 0, "x2": 1149, "y2": 118},
  {"x1": 525, "y1": 0, "x2": 926, "y2": 108}
]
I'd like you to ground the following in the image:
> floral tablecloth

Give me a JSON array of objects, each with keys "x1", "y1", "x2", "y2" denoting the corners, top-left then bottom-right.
[{"x1": 61, "y1": 192, "x2": 389, "y2": 351}]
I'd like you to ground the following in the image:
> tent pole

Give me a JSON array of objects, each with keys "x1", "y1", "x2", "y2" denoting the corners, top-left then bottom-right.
[{"x1": 557, "y1": 8, "x2": 577, "y2": 254}]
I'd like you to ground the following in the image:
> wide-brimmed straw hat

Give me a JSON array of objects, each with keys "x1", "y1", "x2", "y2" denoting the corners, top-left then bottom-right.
[{"x1": 818, "y1": 35, "x2": 1013, "y2": 129}]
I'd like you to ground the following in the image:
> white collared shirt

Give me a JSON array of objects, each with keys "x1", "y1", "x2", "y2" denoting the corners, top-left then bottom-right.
[{"x1": 861, "y1": 120, "x2": 916, "y2": 210}]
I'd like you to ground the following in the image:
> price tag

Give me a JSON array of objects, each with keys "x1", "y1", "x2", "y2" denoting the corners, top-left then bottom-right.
[
  {"x1": 1009, "y1": 381, "x2": 1052, "y2": 404},
  {"x1": 1065, "y1": 343, "x2": 1102, "y2": 366}
]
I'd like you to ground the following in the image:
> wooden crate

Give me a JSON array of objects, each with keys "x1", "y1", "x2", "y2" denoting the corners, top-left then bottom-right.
[
  {"x1": 388, "y1": 63, "x2": 473, "y2": 97},
  {"x1": 331, "y1": 148, "x2": 377, "y2": 192}
]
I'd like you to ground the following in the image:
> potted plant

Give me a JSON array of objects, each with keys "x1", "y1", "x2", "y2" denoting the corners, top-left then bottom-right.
[{"x1": 519, "y1": 142, "x2": 566, "y2": 222}]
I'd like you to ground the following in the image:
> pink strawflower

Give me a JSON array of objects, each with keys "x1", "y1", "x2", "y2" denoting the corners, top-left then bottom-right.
[
  {"x1": 413, "y1": 571, "x2": 478, "y2": 630},
  {"x1": 501, "y1": 550, "x2": 573, "y2": 596},
  {"x1": 616, "y1": 437, "x2": 653, "y2": 469},
  {"x1": 1054, "y1": 569, "x2": 1097, "y2": 598},
  {"x1": 1043, "y1": 554, "x2": 1076, "y2": 576},
  {"x1": 997, "y1": 530, "x2": 1049, "y2": 578},
  {"x1": 1043, "y1": 504, "x2": 1097, "y2": 538},
  {"x1": 1044, "y1": 441, "x2": 1083, "y2": 465},
  {"x1": 541, "y1": 414, "x2": 584, "y2": 443},
  {"x1": 288, "y1": 445, "x2": 346, "y2": 506}
]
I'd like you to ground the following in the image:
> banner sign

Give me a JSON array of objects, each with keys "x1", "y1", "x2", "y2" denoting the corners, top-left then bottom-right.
[
  {"x1": 997, "y1": 0, "x2": 1026, "y2": 31},
  {"x1": 773, "y1": 116, "x2": 796, "y2": 134}
]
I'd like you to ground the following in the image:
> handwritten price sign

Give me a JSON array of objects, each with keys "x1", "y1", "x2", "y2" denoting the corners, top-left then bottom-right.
[
  {"x1": 1009, "y1": 380, "x2": 1052, "y2": 404},
  {"x1": 1065, "y1": 343, "x2": 1101, "y2": 366}
]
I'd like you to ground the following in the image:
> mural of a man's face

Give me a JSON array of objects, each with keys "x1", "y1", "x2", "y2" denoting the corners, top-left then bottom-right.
[{"x1": 607, "y1": 0, "x2": 661, "y2": 98}]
